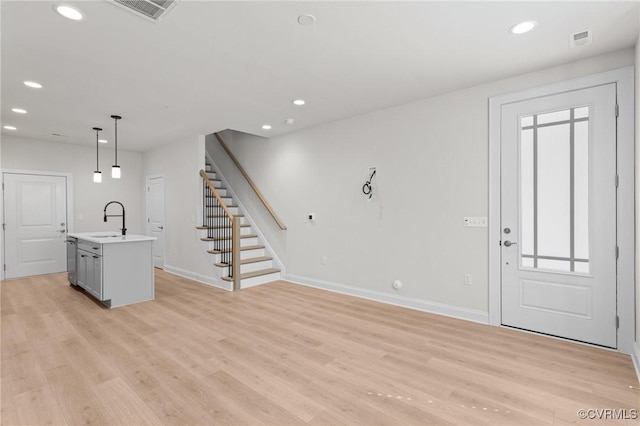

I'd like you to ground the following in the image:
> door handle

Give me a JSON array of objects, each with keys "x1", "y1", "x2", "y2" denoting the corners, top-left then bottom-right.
[
  {"x1": 59, "y1": 229, "x2": 66, "y2": 233},
  {"x1": 503, "y1": 240, "x2": 518, "y2": 247},
  {"x1": 158, "y1": 226, "x2": 164, "y2": 230}
]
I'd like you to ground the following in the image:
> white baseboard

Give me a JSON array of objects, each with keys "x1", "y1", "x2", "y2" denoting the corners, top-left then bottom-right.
[
  {"x1": 164, "y1": 265, "x2": 232, "y2": 291},
  {"x1": 283, "y1": 273, "x2": 489, "y2": 325},
  {"x1": 631, "y1": 342, "x2": 640, "y2": 385}
]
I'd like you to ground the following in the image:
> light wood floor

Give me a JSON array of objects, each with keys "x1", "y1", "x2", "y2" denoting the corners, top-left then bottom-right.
[{"x1": 1, "y1": 270, "x2": 638, "y2": 425}]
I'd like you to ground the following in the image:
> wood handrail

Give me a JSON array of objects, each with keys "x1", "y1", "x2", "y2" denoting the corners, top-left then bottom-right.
[
  {"x1": 199, "y1": 169, "x2": 234, "y2": 220},
  {"x1": 214, "y1": 133, "x2": 287, "y2": 230}
]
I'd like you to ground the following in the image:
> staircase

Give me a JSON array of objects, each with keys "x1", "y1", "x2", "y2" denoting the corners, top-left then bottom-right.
[{"x1": 197, "y1": 162, "x2": 281, "y2": 289}]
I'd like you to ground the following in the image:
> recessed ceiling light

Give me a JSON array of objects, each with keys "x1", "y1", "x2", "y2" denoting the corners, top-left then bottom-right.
[
  {"x1": 510, "y1": 20, "x2": 537, "y2": 35},
  {"x1": 24, "y1": 81, "x2": 43, "y2": 89},
  {"x1": 285, "y1": 118, "x2": 295, "y2": 125},
  {"x1": 99, "y1": 139, "x2": 108, "y2": 144},
  {"x1": 292, "y1": 99, "x2": 306, "y2": 106},
  {"x1": 262, "y1": 124, "x2": 272, "y2": 130},
  {"x1": 11, "y1": 108, "x2": 27, "y2": 114},
  {"x1": 4, "y1": 125, "x2": 17, "y2": 130},
  {"x1": 54, "y1": 4, "x2": 84, "y2": 21},
  {"x1": 297, "y1": 14, "x2": 316, "y2": 26}
]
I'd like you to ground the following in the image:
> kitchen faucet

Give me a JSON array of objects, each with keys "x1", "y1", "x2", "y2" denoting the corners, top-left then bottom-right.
[{"x1": 104, "y1": 201, "x2": 126, "y2": 235}]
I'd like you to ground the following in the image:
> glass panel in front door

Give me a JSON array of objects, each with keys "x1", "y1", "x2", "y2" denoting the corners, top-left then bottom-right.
[{"x1": 519, "y1": 106, "x2": 590, "y2": 273}]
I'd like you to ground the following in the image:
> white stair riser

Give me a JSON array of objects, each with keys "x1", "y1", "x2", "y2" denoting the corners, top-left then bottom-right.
[
  {"x1": 241, "y1": 260, "x2": 273, "y2": 274},
  {"x1": 205, "y1": 165, "x2": 212, "y2": 172},
  {"x1": 205, "y1": 205, "x2": 239, "y2": 215},
  {"x1": 205, "y1": 197, "x2": 233, "y2": 205},
  {"x1": 241, "y1": 272, "x2": 281, "y2": 289},
  {"x1": 241, "y1": 248, "x2": 265, "y2": 259},
  {"x1": 198, "y1": 227, "x2": 252, "y2": 238},
  {"x1": 204, "y1": 216, "x2": 247, "y2": 225},
  {"x1": 205, "y1": 237, "x2": 257, "y2": 250},
  {"x1": 206, "y1": 172, "x2": 216, "y2": 180},
  {"x1": 241, "y1": 237, "x2": 258, "y2": 247}
]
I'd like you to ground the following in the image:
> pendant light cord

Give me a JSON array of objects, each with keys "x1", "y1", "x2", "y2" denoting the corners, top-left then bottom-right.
[
  {"x1": 114, "y1": 117, "x2": 118, "y2": 165},
  {"x1": 111, "y1": 115, "x2": 122, "y2": 167},
  {"x1": 93, "y1": 127, "x2": 102, "y2": 170}
]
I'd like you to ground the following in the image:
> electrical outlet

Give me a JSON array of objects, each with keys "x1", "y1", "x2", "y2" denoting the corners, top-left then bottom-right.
[
  {"x1": 308, "y1": 213, "x2": 316, "y2": 221},
  {"x1": 464, "y1": 274, "x2": 472, "y2": 286},
  {"x1": 464, "y1": 217, "x2": 488, "y2": 227}
]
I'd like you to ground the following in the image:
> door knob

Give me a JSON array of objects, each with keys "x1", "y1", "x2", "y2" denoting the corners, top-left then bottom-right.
[
  {"x1": 158, "y1": 225, "x2": 164, "y2": 230},
  {"x1": 503, "y1": 240, "x2": 517, "y2": 247}
]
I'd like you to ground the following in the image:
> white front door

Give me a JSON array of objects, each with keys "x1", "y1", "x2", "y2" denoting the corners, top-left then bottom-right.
[
  {"x1": 500, "y1": 84, "x2": 617, "y2": 348},
  {"x1": 4, "y1": 173, "x2": 68, "y2": 278},
  {"x1": 146, "y1": 175, "x2": 165, "y2": 268}
]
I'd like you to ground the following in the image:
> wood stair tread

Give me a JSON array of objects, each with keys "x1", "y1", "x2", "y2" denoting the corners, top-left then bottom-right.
[
  {"x1": 201, "y1": 234, "x2": 257, "y2": 242},
  {"x1": 221, "y1": 268, "x2": 281, "y2": 282},
  {"x1": 206, "y1": 213, "x2": 244, "y2": 218},
  {"x1": 207, "y1": 244, "x2": 264, "y2": 254},
  {"x1": 196, "y1": 224, "x2": 250, "y2": 230},
  {"x1": 214, "y1": 256, "x2": 273, "y2": 268}
]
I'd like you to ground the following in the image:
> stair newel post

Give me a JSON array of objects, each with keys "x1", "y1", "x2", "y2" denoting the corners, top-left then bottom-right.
[
  {"x1": 202, "y1": 180, "x2": 207, "y2": 233},
  {"x1": 206, "y1": 183, "x2": 212, "y2": 239},
  {"x1": 232, "y1": 216, "x2": 241, "y2": 291}
]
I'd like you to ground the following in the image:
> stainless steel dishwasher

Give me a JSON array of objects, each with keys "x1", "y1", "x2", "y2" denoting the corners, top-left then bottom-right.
[{"x1": 66, "y1": 237, "x2": 77, "y2": 285}]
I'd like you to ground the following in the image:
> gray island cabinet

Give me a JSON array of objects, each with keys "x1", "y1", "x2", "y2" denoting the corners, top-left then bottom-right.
[{"x1": 67, "y1": 232, "x2": 156, "y2": 308}]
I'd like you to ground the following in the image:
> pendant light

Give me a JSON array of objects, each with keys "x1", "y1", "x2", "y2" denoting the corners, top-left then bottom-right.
[
  {"x1": 93, "y1": 127, "x2": 102, "y2": 183},
  {"x1": 111, "y1": 115, "x2": 122, "y2": 178}
]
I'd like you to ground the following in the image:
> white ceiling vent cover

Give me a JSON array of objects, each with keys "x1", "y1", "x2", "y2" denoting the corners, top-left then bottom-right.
[
  {"x1": 111, "y1": 0, "x2": 179, "y2": 22},
  {"x1": 569, "y1": 29, "x2": 592, "y2": 48}
]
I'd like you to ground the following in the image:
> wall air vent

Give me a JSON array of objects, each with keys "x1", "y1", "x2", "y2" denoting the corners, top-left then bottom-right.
[
  {"x1": 111, "y1": 0, "x2": 179, "y2": 22},
  {"x1": 569, "y1": 29, "x2": 592, "y2": 48}
]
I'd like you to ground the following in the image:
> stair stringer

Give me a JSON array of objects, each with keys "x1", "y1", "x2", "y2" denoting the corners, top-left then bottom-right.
[{"x1": 204, "y1": 151, "x2": 286, "y2": 278}]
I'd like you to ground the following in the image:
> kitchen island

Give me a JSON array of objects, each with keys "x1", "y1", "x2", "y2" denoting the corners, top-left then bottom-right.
[{"x1": 67, "y1": 232, "x2": 156, "y2": 308}]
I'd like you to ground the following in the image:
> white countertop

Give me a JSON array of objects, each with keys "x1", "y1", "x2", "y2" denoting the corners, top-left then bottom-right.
[{"x1": 67, "y1": 232, "x2": 157, "y2": 244}]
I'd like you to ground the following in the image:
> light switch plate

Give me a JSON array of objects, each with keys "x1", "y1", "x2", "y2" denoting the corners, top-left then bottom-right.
[{"x1": 464, "y1": 217, "x2": 488, "y2": 227}]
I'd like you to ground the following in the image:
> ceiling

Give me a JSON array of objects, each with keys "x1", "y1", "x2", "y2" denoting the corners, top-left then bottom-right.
[{"x1": 1, "y1": 1, "x2": 638, "y2": 152}]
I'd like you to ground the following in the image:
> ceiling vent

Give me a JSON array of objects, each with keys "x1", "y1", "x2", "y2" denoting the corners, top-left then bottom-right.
[
  {"x1": 569, "y1": 30, "x2": 592, "y2": 48},
  {"x1": 111, "y1": 0, "x2": 179, "y2": 22}
]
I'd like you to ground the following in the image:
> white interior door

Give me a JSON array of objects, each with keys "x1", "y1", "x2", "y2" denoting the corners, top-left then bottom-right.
[
  {"x1": 500, "y1": 84, "x2": 617, "y2": 348},
  {"x1": 146, "y1": 175, "x2": 165, "y2": 268},
  {"x1": 4, "y1": 173, "x2": 68, "y2": 278}
]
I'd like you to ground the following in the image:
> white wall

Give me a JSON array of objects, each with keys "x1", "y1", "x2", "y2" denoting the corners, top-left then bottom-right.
[
  {"x1": 142, "y1": 135, "x2": 215, "y2": 280},
  {"x1": 635, "y1": 34, "x2": 640, "y2": 351},
  {"x1": 216, "y1": 48, "x2": 634, "y2": 315},
  {"x1": 1, "y1": 135, "x2": 144, "y2": 234}
]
